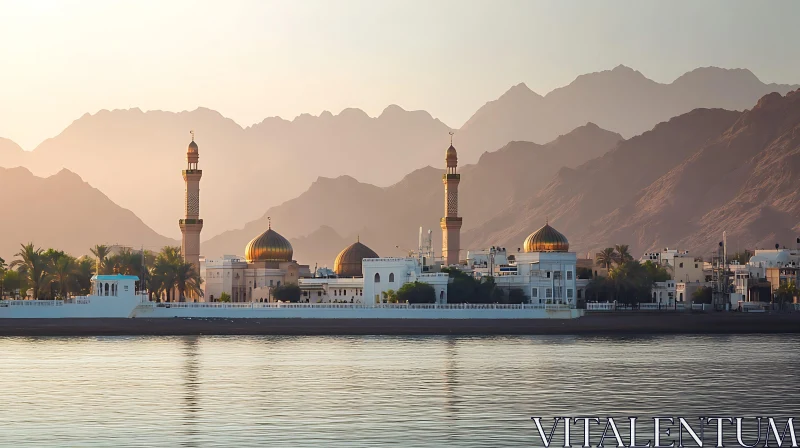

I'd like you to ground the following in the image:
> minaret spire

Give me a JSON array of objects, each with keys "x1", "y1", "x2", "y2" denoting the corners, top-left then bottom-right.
[
  {"x1": 179, "y1": 132, "x2": 203, "y2": 300},
  {"x1": 441, "y1": 133, "x2": 462, "y2": 266}
]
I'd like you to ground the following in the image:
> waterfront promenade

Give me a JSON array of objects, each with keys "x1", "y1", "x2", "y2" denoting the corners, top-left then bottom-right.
[{"x1": 0, "y1": 312, "x2": 798, "y2": 336}]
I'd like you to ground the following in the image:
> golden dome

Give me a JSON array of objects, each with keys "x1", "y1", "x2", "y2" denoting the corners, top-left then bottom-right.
[
  {"x1": 333, "y1": 240, "x2": 378, "y2": 278},
  {"x1": 245, "y1": 226, "x2": 293, "y2": 263},
  {"x1": 188, "y1": 140, "x2": 198, "y2": 153},
  {"x1": 523, "y1": 223, "x2": 570, "y2": 253}
]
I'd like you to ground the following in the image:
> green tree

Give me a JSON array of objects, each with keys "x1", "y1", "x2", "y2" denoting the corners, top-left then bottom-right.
[
  {"x1": 2, "y1": 270, "x2": 21, "y2": 299},
  {"x1": 692, "y1": 286, "x2": 713, "y2": 304},
  {"x1": 150, "y1": 246, "x2": 182, "y2": 302},
  {"x1": 595, "y1": 247, "x2": 617, "y2": 271},
  {"x1": 396, "y1": 281, "x2": 436, "y2": 304},
  {"x1": 507, "y1": 288, "x2": 527, "y2": 304},
  {"x1": 642, "y1": 260, "x2": 671, "y2": 282},
  {"x1": 51, "y1": 254, "x2": 77, "y2": 299},
  {"x1": 0, "y1": 257, "x2": 5, "y2": 299},
  {"x1": 10, "y1": 243, "x2": 50, "y2": 300},
  {"x1": 381, "y1": 289, "x2": 398, "y2": 303},
  {"x1": 273, "y1": 284, "x2": 301, "y2": 302},
  {"x1": 775, "y1": 281, "x2": 798, "y2": 305},
  {"x1": 174, "y1": 261, "x2": 202, "y2": 302},
  {"x1": 615, "y1": 244, "x2": 634, "y2": 263},
  {"x1": 73, "y1": 257, "x2": 96, "y2": 295},
  {"x1": 90, "y1": 244, "x2": 111, "y2": 275},
  {"x1": 218, "y1": 292, "x2": 231, "y2": 303}
]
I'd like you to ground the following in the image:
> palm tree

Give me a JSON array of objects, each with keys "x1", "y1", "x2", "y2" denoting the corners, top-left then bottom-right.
[
  {"x1": 51, "y1": 255, "x2": 77, "y2": 299},
  {"x1": 90, "y1": 244, "x2": 111, "y2": 275},
  {"x1": 0, "y1": 257, "x2": 6, "y2": 299},
  {"x1": 595, "y1": 248, "x2": 617, "y2": 271},
  {"x1": 615, "y1": 244, "x2": 634, "y2": 264},
  {"x1": 150, "y1": 246, "x2": 182, "y2": 302},
  {"x1": 174, "y1": 261, "x2": 202, "y2": 302},
  {"x1": 74, "y1": 256, "x2": 96, "y2": 295},
  {"x1": 10, "y1": 243, "x2": 49, "y2": 300}
]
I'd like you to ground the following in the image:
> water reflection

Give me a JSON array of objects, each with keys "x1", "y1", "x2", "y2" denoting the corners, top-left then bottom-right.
[
  {"x1": 0, "y1": 335, "x2": 798, "y2": 447},
  {"x1": 181, "y1": 336, "x2": 201, "y2": 447}
]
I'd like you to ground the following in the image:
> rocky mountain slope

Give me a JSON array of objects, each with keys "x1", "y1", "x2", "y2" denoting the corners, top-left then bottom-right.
[
  {"x1": 466, "y1": 90, "x2": 800, "y2": 258},
  {"x1": 0, "y1": 167, "x2": 176, "y2": 260}
]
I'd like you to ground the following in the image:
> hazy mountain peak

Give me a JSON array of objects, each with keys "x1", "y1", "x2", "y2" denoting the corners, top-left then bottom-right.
[
  {"x1": 499, "y1": 82, "x2": 542, "y2": 100},
  {"x1": 337, "y1": 107, "x2": 370, "y2": 120}
]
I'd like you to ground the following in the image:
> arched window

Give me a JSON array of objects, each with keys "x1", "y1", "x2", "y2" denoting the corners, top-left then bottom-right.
[
  {"x1": 389, "y1": 273, "x2": 395, "y2": 283},
  {"x1": 374, "y1": 273, "x2": 381, "y2": 283},
  {"x1": 104, "y1": 283, "x2": 109, "y2": 296}
]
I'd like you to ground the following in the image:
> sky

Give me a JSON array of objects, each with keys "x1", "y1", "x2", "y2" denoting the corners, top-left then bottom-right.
[{"x1": 1, "y1": 0, "x2": 799, "y2": 150}]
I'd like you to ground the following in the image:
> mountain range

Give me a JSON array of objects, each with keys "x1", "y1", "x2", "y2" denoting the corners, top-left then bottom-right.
[
  {"x1": 1, "y1": 66, "x2": 796, "y2": 241},
  {"x1": 0, "y1": 167, "x2": 176, "y2": 259}
]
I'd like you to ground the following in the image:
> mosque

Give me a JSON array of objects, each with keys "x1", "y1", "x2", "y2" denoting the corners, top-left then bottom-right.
[{"x1": 191, "y1": 133, "x2": 582, "y2": 306}]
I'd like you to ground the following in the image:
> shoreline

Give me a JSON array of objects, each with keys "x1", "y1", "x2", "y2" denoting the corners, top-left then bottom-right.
[{"x1": 0, "y1": 313, "x2": 799, "y2": 336}]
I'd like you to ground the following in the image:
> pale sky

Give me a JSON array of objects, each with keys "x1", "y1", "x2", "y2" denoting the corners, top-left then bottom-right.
[{"x1": 1, "y1": 0, "x2": 798, "y2": 150}]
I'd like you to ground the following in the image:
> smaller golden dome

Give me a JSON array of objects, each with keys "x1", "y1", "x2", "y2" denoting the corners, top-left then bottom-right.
[
  {"x1": 245, "y1": 226, "x2": 293, "y2": 263},
  {"x1": 523, "y1": 223, "x2": 570, "y2": 253},
  {"x1": 446, "y1": 145, "x2": 457, "y2": 161},
  {"x1": 333, "y1": 239, "x2": 379, "y2": 277},
  {"x1": 188, "y1": 140, "x2": 198, "y2": 153}
]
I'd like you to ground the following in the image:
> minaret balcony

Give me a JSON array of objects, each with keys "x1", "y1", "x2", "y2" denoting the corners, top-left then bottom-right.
[
  {"x1": 440, "y1": 217, "x2": 463, "y2": 223},
  {"x1": 182, "y1": 169, "x2": 203, "y2": 175},
  {"x1": 442, "y1": 173, "x2": 460, "y2": 180},
  {"x1": 179, "y1": 218, "x2": 204, "y2": 225}
]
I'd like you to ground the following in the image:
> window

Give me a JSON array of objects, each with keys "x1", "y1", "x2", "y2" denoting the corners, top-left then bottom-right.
[
  {"x1": 554, "y1": 286, "x2": 563, "y2": 298},
  {"x1": 553, "y1": 271, "x2": 562, "y2": 280},
  {"x1": 546, "y1": 271, "x2": 551, "y2": 278},
  {"x1": 567, "y1": 270, "x2": 573, "y2": 280},
  {"x1": 334, "y1": 290, "x2": 337, "y2": 296},
  {"x1": 577, "y1": 289, "x2": 582, "y2": 299},
  {"x1": 389, "y1": 273, "x2": 395, "y2": 283},
  {"x1": 695, "y1": 264, "x2": 698, "y2": 268},
  {"x1": 124, "y1": 285, "x2": 129, "y2": 292},
  {"x1": 317, "y1": 291, "x2": 322, "y2": 297},
  {"x1": 531, "y1": 288, "x2": 538, "y2": 298},
  {"x1": 374, "y1": 273, "x2": 381, "y2": 283},
  {"x1": 679, "y1": 262, "x2": 684, "y2": 268},
  {"x1": 545, "y1": 288, "x2": 552, "y2": 298},
  {"x1": 567, "y1": 289, "x2": 573, "y2": 298}
]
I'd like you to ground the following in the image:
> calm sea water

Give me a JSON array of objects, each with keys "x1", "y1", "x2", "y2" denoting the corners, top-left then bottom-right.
[{"x1": 0, "y1": 335, "x2": 798, "y2": 447}]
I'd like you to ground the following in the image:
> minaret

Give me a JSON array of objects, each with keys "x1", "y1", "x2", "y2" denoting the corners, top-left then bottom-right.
[
  {"x1": 180, "y1": 131, "x2": 203, "y2": 272},
  {"x1": 441, "y1": 132, "x2": 462, "y2": 265}
]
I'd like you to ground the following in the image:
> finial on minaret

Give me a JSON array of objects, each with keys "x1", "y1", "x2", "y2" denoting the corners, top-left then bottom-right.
[
  {"x1": 268, "y1": 216, "x2": 271, "y2": 229},
  {"x1": 449, "y1": 131, "x2": 454, "y2": 146},
  {"x1": 546, "y1": 216, "x2": 549, "y2": 225},
  {"x1": 357, "y1": 234, "x2": 360, "y2": 243},
  {"x1": 190, "y1": 130, "x2": 195, "y2": 142}
]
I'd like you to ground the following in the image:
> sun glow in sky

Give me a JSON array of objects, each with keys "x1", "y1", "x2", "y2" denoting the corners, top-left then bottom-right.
[{"x1": 1, "y1": 0, "x2": 798, "y2": 149}]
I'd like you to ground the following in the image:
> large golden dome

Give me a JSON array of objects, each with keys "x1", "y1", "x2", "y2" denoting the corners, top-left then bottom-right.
[
  {"x1": 523, "y1": 223, "x2": 569, "y2": 253},
  {"x1": 333, "y1": 239, "x2": 378, "y2": 277},
  {"x1": 245, "y1": 226, "x2": 293, "y2": 263}
]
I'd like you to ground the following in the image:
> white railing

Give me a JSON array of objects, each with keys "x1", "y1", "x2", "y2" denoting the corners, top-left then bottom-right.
[
  {"x1": 149, "y1": 302, "x2": 573, "y2": 311},
  {"x1": 587, "y1": 302, "x2": 687, "y2": 311},
  {"x1": 0, "y1": 300, "x2": 64, "y2": 307}
]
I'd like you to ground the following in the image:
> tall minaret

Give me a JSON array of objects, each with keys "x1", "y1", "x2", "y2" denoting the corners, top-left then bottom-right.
[
  {"x1": 441, "y1": 132, "x2": 462, "y2": 265},
  {"x1": 180, "y1": 131, "x2": 203, "y2": 272}
]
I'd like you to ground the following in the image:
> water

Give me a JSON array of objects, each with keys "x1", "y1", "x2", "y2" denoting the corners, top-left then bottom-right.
[{"x1": 0, "y1": 335, "x2": 798, "y2": 447}]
